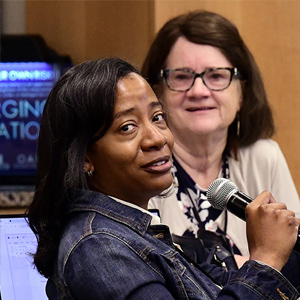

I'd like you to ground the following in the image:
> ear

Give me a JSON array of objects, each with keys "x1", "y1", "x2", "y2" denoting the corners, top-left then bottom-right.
[
  {"x1": 238, "y1": 97, "x2": 242, "y2": 111},
  {"x1": 238, "y1": 81, "x2": 245, "y2": 110},
  {"x1": 84, "y1": 154, "x2": 95, "y2": 173}
]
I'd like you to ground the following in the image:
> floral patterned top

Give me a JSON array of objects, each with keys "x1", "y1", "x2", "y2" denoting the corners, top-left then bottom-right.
[{"x1": 172, "y1": 155, "x2": 240, "y2": 254}]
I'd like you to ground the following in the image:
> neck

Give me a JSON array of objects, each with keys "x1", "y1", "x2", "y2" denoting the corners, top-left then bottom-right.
[{"x1": 173, "y1": 135, "x2": 227, "y2": 189}]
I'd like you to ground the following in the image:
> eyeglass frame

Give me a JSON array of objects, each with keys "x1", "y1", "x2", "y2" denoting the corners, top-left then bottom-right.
[{"x1": 160, "y1": 67, "x2": 242, "y2": 92}]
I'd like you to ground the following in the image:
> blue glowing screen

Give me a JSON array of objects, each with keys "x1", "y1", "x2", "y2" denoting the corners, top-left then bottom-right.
[{"x1": 0, "y1": 62, "x2": 61, "y2": 178}]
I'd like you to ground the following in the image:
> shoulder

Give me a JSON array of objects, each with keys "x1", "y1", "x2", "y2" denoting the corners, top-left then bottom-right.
[
  {"x1": 61, "y1": 210, "x2": 141, "y2": 250},
  {"x1": 229, "y1": 138, "x2": 287, "y2": 178},
  {"x1": 58, "y1": 211, "x2": 135, "y2": 268},
  {"x1": 239, "y1": 139, "x2": 281, "y2": 158},
  {"x1": 58, "y1": 210, "x2": 155, "y2": 279},
  {"x1": 232, "y1": 139, "x2": 284, "y2": 168},
  {"x1": 228, "y1": 139, "x2": 284, "y2": 196},
  {"x1": 229, "y1": 139, "x2": 300, "y2": 211},
  {"x1": 59, "y1": 216, "x2": 166, "y2": 299}
]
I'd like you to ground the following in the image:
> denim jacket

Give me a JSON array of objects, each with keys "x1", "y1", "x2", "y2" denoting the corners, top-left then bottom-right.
[{"x1": 46, "y1": 188, "x2": 300, "y2": 300}]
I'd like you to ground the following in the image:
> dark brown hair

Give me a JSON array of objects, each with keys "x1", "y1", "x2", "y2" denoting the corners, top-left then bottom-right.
[{"x1": 141, "y1": 10, "x2": 275, "y2": 155}]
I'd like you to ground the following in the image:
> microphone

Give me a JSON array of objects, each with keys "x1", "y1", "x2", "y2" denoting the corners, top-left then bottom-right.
[
  {"x1": 207, "y1": 178, "x2": 300, "y2": 253},
  {"x1": 207, "y1": 178, "x2": 252, "y2": 221}
]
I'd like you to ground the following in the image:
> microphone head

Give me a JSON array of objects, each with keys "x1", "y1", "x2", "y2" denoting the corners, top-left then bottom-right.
[{"x1": 207, "y1": 178, "x2": 238, "y2": 210}]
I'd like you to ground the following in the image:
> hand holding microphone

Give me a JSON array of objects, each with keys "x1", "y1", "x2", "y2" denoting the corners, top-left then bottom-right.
[{"x1": 207, "y1": 178, "x2": 300, "y2": 270}]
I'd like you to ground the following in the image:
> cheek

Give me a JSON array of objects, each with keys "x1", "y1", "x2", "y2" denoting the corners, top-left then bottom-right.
[
  {"x1": 161, "y1": 91, "x2": 184, "y2": 115},
  {"x1": 224, "y1": 101, "x2": 240, "y2": 122},
  {"x1": 234, "y1": 94, "x2": 242, "y2": 113},
  {"x1": 103, "y1": 147, "x2": 132, "y2": 165},
  {"x1": 90, "y1": 145, "x2": 120, "y2": 173},
  {"x1": 226, "y1": 96, "x2": 241, "y2": 112},
  {"x1": 166, "y1": 128, "x2": 175, "y2": 149},
  {"x1": 221, "y1": 87, "x2": 242, "y2": 113},
  {"x1": 105, "y1": 145, "x2": 138, "y2": 172},
  {"x1": 95, "y1": 151, "x2": 130, "y2": 180}
]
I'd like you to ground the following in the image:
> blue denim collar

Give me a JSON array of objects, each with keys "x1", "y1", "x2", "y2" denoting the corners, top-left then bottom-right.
[{"x1": 66, "y1": 188, "x2": 153, "y2": 236}]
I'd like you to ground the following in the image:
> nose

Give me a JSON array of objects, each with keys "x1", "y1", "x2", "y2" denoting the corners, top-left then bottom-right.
[
  {"x1": 187, "y1": 76, "x2": 211, "y2": 97},
  {"x1": 141, "y1": 123, "x2": 168, "y2": 151}
]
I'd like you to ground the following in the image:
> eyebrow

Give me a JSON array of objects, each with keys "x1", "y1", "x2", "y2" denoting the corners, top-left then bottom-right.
[{"x1": 113, "y1": 101, "x2": 162, "y2": 120}]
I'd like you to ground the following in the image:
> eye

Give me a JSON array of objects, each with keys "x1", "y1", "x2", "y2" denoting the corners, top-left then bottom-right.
[
  {"x1": 173, "y1": 70, "x2": 193, "y2": 81},
  {"x1": 153, "y1": 112, "x2": 166, "y2": 123},
  {"x1": 120, "y1": 123, "x2": 136, "y2": 132},
  {"x1": 175, "y1": 73, "x2": 189, "y2": 80},
  {"x1": 206, "y1": 70, "x2": 228, "y2": 81}
]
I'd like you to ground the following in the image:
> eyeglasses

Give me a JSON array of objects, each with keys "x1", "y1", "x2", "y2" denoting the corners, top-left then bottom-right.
[{"x1": 160, "y1": 67, "x2": 241, "y2": 92}]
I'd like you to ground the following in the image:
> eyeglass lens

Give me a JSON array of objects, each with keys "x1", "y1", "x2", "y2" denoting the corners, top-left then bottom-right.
[{"x1": 166, "y1": 68, "x2": 234, "y2": 92}]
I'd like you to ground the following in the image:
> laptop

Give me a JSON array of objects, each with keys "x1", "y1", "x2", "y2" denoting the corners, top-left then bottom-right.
[{"x1": 0, "y1": 214, "x2": 47, "y2": 300}]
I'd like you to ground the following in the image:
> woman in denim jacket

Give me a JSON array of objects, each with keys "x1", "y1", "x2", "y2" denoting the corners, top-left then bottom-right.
[{"x1": 27, "y1": 57, "x2": 300, "y2": 299}]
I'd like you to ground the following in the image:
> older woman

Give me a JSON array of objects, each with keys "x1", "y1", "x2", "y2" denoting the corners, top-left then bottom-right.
[
  {"x1": 142, "y1": 10, "x2": 300, "y2": 264},
  {"x1": 27, "y1": 57, "x2": 300, "y2": 299}
]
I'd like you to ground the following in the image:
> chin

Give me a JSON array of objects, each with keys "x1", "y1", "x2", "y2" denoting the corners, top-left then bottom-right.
[
  {"x1": 158, "y1": 183, "x2": 175, "y2": 197},
  {"x1": 190, "y1": 126, "x2": 219, "y2": 135},
  {"x1": 152, "y1": 180, "x2": 174, "y2": 197}
]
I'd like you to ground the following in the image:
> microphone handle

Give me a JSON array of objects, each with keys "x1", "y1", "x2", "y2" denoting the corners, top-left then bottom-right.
[{"x1": 227, "y1": 191, "x2": 253, "y2": 221}]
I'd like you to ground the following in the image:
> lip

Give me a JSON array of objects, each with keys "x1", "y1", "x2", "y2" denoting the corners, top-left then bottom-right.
[
  {"x1": 142, "y1": 155, "x2": 172, "y2": 173},
  {"x1": 186, "y1": 106, "x2": 215, "y2": 112}
]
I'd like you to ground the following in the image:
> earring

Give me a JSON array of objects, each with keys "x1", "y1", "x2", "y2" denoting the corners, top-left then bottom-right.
[
  {"x1": 87, "y1": 170, "x2": 93, "y2": 177},
  {"x1": 236, "y1": 112, "x2": 240, "y2": 138}
]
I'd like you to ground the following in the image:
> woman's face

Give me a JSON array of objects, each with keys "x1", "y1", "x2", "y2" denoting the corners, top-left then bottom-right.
[
  {"x1": 85, "y1": 73, "x2": 174, "y2": 208},
  {"x1": 159, "y1": 36, "x2": 242, "y2": 140}
]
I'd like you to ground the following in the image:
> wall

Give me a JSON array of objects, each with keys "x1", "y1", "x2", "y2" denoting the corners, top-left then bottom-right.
[
  {"x1": 1, "y1": 0, "x2": 25, "y2": 34},
  {"x1": 26, "y1": 0, "x2": 154, "y2": 67},
  {"x1": 25, "y1": 0, "x2": 300, "y2": 196}
]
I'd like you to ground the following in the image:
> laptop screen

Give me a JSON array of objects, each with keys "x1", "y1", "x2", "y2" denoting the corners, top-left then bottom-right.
[{"x1": 0, "y1": 214, "x2": 47, "y2": 300}]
